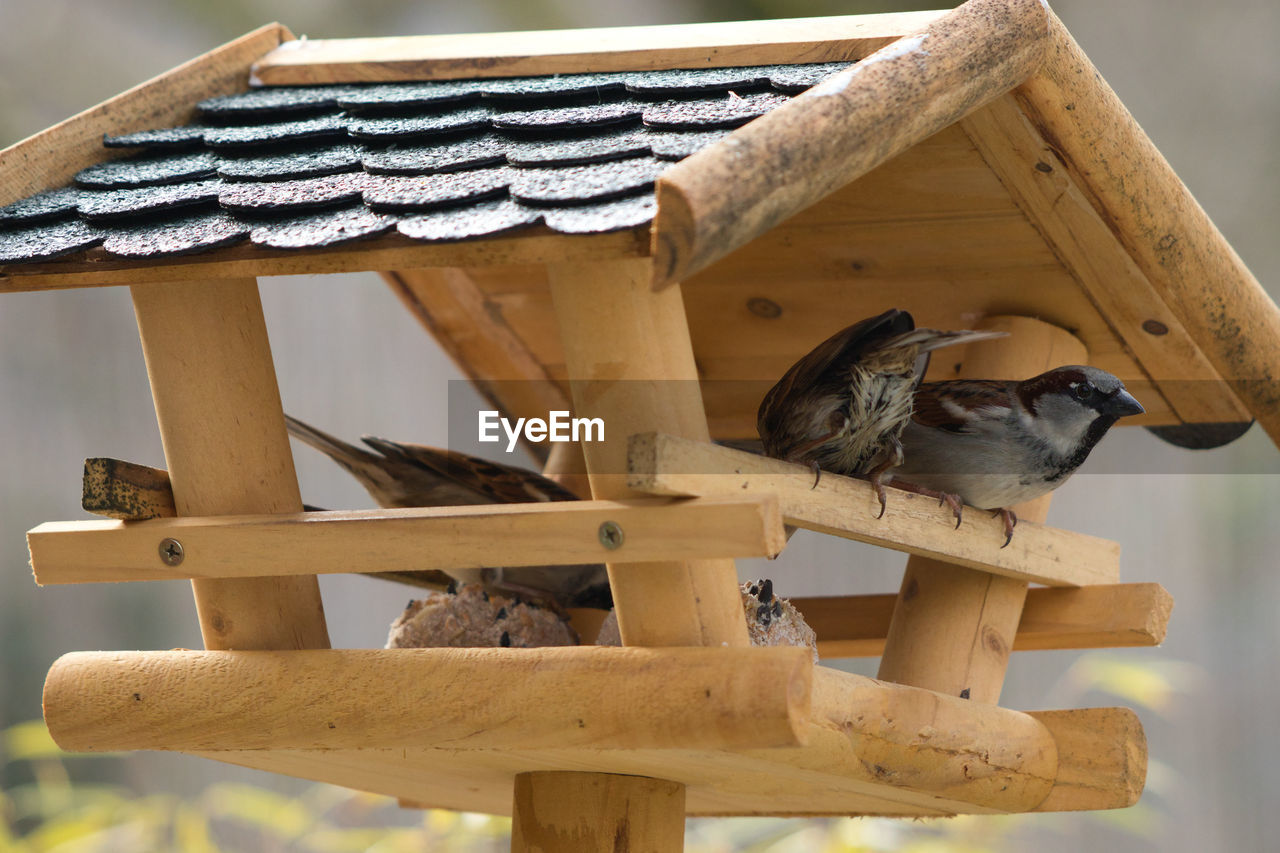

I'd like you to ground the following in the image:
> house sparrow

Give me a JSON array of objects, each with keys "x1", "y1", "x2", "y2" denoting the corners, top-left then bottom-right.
[
  {"x1": 285, "y1": 414, "x2": 610, "y2": 609},
  {"x1": 888, "y1": 365, "x2": 1144, "y2": 545},
  {"x1": 756, "y1": 309, "x2": 1006, "y2": 515}
]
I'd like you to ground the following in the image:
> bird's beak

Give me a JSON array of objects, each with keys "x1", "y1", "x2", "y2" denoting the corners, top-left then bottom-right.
[{"x1": 1104, "y1": 388, "x2": 1145, "y2": 417}]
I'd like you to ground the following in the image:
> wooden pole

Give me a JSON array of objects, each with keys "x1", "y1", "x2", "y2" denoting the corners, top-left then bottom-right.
[
  {"x1": 512, "y1": 773, "x2": 685, "y2": 853},
  {"x1": 131, "y1": 277, "x2": 329, "y2": 650},
  {"x1": 876, "y1": 316, "x2": 1086, "y2": 702}
]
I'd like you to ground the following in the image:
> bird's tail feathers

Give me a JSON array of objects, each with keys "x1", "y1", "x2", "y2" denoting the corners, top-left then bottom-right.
[{"x1": 891, "y1": 328, "x2": 1009, "y2": 354}]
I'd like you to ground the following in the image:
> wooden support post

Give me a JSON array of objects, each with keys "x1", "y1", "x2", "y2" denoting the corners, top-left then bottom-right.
[
  {"x1": 877, "y1": 316, "x2": 1086, "y2": 702},
  {"x1": 548, "y1": 258, "x2": 747, "y2": 649},
  {"x1": 131, "y1": 278, "x2": 328, "y2": 650},
  {"x1": 538, "y1": 256, "x2": 744, "y2": 850},
  {"x1": 512, "y1": 772, "x2": 685, "y2": 853}
]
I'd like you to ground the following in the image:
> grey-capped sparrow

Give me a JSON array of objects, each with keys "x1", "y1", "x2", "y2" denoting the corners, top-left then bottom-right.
[
  {"x1": 285, "y1": 414, "x2": 609, "y2": 609},
  {"x1": 756, "y1": 308, "x2": 1006, "y2": 515},
  {"x1": 888, "y1": 365, "x2": 1144, "y2": 545}
]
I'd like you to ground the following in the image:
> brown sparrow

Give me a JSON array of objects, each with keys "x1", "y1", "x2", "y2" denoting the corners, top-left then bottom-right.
[
  {"x1": 888, "y1": 365, "x2": 1144, "y2": 545},
  {"x1": 756, "y1": 309, "x2": 1005, "y2": 515},
  {"x1": 285, "y1": 415, "x2": 609, "y2": 609}
]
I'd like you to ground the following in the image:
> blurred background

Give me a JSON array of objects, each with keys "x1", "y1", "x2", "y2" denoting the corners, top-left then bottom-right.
[{"x1": 1, "y1": 0, "x2": 1276, "y2": 850}]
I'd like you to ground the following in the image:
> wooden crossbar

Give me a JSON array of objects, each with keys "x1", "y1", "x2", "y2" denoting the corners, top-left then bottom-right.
[
  {"x1": 627, "y1": 433, "x2": 1120, "y2": 587},
  {"x1": 28, "y1": 495, "x2": 784, "y2": 585}
]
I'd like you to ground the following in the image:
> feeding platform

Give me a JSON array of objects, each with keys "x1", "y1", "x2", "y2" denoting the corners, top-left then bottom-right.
[{"x1": 5, "y1": 0, "x2": 1275, "y2": 847}]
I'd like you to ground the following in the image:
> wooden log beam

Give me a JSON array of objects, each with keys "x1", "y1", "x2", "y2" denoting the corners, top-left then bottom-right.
[
  {"x1": 1017, "y1": 12, "x2": 1280, "y2": 446},
  {"x1": 131, "y1": 277, "x2": 328, "y2": 651},
  {"x1": 1029, "y1": 707, "x2": 1146, "y2": 813},
  {"x1": 43, "y1": 647, "x2": 1114, "y2": 815},
  {"x1": 549, "y1": 257, "x2": 748, "y2": 648},
  {"x1": 512, "y1": 773, "x2": 685, "y2": 853},
  {"x1": 959, "y1": 96, "x2": 1250, "y2": 424},
  {"x1": 0, "y1": 23, "x2": 290, "y2": 209},
  {"x1": 628, "y1": 432, "x2": 1120, "y2": 588},
  {"x1": 795, "y1": 584, "x2": 1173, "y2": 658},
  {"x1": 652, "y1": 0, "x2": 1052, "y2": 288},
  {"x1": 877, "y1": 317, "x2": 1087, "y2": 703},
  {"x1": 29, "y1": 495, "x2": 785, "y2": 585},
  {"x1": 43, "y1": 647, "x2": 812, "y2": 753},
  {"x1": 250, "y1": 12, "x2": 946, "y2": 85}
]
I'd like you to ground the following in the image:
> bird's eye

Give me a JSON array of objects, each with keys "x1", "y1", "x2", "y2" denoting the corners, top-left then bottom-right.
[{"x1": 1072, "y1": 381, "x2": 1095, "y2": 401}]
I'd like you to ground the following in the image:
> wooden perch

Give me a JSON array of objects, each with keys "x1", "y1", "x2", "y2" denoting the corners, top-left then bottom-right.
[
  {"x1": 795, "y1": 583, "x2": 1172, "y2": 658},
  {"x1": 29, "y1": 494, "x2": 784, "y2": 585},
  {"x1": 82, "y1": 458, "x2": 175, "y2": 520},
  {"x1": 250, "y1": 12, "x2": 945, "y2": 85},
  {"x1": 628, "y1": 433, "x2": 1120, "y2": 587},
  {"x1": 652, "y1": 0, "x2": 1051, "y2": 288}
]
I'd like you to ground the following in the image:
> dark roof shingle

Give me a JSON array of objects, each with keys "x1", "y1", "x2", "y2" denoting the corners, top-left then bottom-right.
[{"x1": 0, "y1": 60, "x2": 850, "y2": 266}]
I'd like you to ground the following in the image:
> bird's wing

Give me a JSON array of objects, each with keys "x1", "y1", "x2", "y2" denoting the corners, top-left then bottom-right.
[{"x1": 359, "y1": 436, "x2": 580, "y2": 503}]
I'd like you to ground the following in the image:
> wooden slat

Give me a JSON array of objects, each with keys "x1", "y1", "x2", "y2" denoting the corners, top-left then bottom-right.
[
  {"x1": 652, "y1": 0, "x2": 1051, "y2": 288},
  {"x1": 0, "y1": 227, "x2": 649, "y2": 293},
  {"x1": 959, "y1": 95, "x2": 1249, "y2": 423},
  {"x1": 1018, "y1": 12, "x2": 1280, "y2": 446},
  {"x1": 794, "y1": 583, "x2": 1174, "y2": 658},
  {"x1": 131, "y1": 277, "x2": 329, "y2": 651},
  {"x1": 250, "y1": 12, "x2": 946, "y2": 85},
  {"x1": 0, "y1": 23, "x2": 290, "y2": 209},
  {"x1": 44, "y1": 651, "x2": 1090, "y2": 816},
  {"x1": 43, "y1": 647, "x2": 812, "y2": 753},
  {"x1": 549, "y1": 257, "x2": 749, "y2": 648},
  {"x1": 29, "y1": 495, "x2": 785, "y2": 586},
  {"x1": 627, "y1": 433, "x2": 1120, "y2": 588}
]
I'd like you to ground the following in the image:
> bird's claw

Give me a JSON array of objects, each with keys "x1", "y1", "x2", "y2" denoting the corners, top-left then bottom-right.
[
  {"x1": 810, "y1": 461, "x2": 822, "y2": 490},
  {"x1": 938, "y1": 492, "x2": 964, "y2": 529},
  {"x1": 993, "y1": 508, "x2": 1018, "y2": 548}
]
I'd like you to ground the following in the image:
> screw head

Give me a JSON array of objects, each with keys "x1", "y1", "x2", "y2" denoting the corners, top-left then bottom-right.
[
  {"x1": 598, "y1": 521, "x2": 624, "y2": 551},
  {"x1": 159, "y1": 538, "x2": 184, "y2": 566}
]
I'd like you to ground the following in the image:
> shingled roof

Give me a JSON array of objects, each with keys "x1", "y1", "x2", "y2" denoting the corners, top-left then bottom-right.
[
  {"x1": 0, "y1": 63, "x2": 845, "y2": 264},
  {"x1": 1, "y1": 2, "x2": 1276, "y2": 452}
]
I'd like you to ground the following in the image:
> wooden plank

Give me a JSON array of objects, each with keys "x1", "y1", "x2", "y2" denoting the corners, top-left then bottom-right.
[
  {"x1": 42, "y1": 647, "x2": 812, "y2": 753},
  {"x1": 549, "y1": 258, "x2": 749, "y2": 648},
  {"x1": 28, "y1": 495, "x2": 785, "y2": 585},
  {"x1": 0, "y1": 23, "x2": 291, "y2": 209},
  {"x1": 44, "y1": 651, "x2": 1083, "y2": 816},
  {"x1": 0, "y1": 227, "x2": 649, "y2": 293},
  {"x1": 959, "y1": 95, "x2": 1250, "y2": 424},
  {"x1": 513, "y1": 773, "x2": 685, "y2": 853},
  {"x1": 627, "y1": 433, "x2": 1120, "y2": 588},
  {"x1": 652, "y1": 0, "x2": 1051, "y2": 288},
  {"x1": 794, "y1": 583, "x2": 1174, "y2": 658},
  {"x1": 1018, "y1": 12, "x2": 1280, "y2": 446},
  {"x1": 1029, "y1": 708, "x2": 1146, "y2": 812},
  {"x1": 876, "y1": 318, "x2": 1087, "y2": 703},
  {"x1": 250, "y1": 12, "x2": 947, "y2": 85},
  {"x1": 131, "y1": 277, "x2": 328, "y2": 651}
]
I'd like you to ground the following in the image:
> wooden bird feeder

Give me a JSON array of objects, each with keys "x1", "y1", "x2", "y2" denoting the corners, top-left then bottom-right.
[{"x1": 5, "y1": 0, "x2": 1276, "y2": 847}]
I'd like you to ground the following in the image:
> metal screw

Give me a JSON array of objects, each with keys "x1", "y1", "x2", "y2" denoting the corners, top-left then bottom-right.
[
  {"x1": 598, "y1": 521, "x2": 624, "y2": 551},
  {"x1": 159, "y1": 538, "x2": 184, "y2": 566}
]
